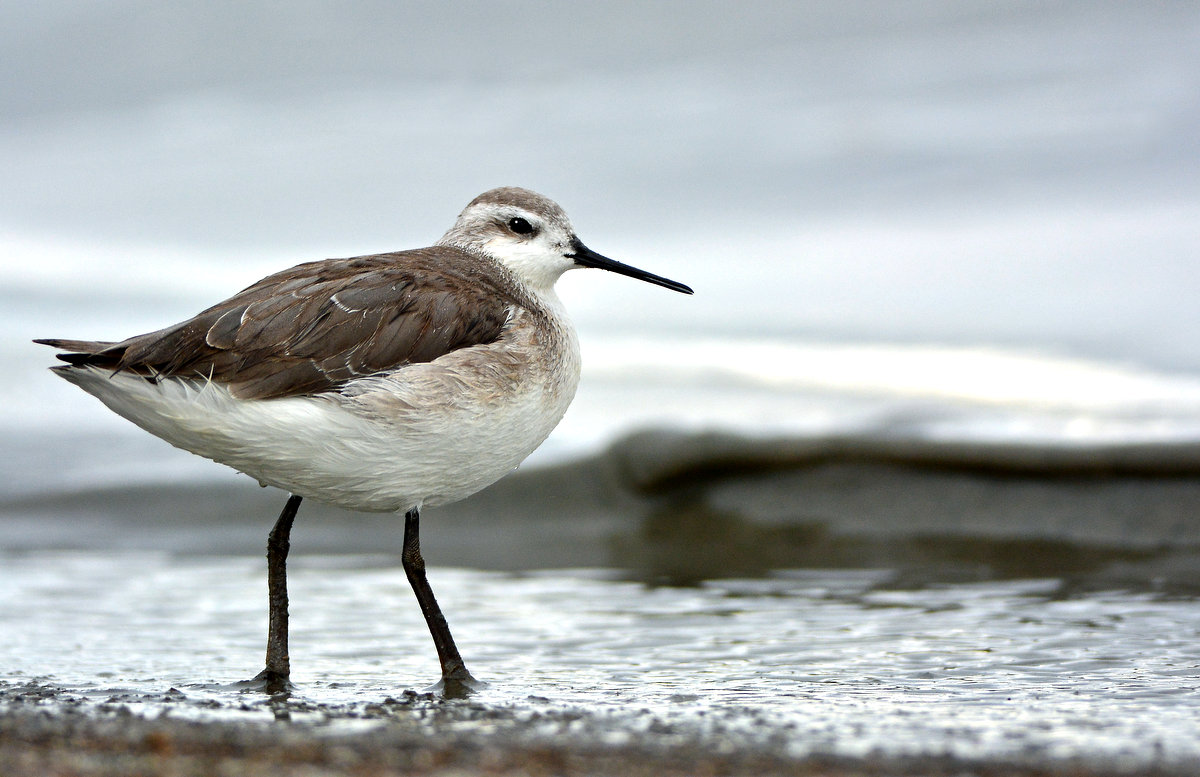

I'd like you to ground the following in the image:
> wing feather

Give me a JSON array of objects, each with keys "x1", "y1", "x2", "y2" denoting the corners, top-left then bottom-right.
[{"x1": 36, "y1": 247, "x2": 528, "y2": 400}]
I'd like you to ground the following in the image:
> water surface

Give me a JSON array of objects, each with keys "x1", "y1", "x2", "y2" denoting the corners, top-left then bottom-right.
[{"x1": 3, "y1": 551, "x2": 1197, "y2": 768}]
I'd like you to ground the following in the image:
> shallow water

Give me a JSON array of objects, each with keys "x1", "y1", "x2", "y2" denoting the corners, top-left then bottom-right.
[{"x1": 2, "y1": 551, "x2": 1198, "y2": 767}]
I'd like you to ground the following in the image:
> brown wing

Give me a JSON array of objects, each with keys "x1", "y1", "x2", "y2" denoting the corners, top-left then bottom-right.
[{"x1": 36, "y1": 247, "x2": 526, "y2": 400}]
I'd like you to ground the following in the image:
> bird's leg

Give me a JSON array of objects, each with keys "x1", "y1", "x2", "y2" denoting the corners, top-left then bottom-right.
[
  {"x1": 250, "y1": 493, "x2": 302, "y2": 693},
  {"x1": 402, "y1": 507, "x2": 476, "y2": 693}
]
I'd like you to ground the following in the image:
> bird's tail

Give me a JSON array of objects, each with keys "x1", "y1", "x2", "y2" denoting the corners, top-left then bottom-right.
[{"x1": 33, "y1": 338, "x2": 124, "y2": 368}]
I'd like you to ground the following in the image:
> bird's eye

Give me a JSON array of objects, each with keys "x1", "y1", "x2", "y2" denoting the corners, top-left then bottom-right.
[{"x1": 507, "y1": 217, "x2": 534, "y2": 235}]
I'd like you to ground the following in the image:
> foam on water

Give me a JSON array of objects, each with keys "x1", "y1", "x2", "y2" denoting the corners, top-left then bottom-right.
[{"x1": 2, "y1": 552, "x2": 1198, "y2": 767}]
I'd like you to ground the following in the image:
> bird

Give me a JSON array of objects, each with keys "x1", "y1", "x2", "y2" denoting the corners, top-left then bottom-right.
[{"x1": 35, "y1": 186, "x2": 693, "y2": 695}]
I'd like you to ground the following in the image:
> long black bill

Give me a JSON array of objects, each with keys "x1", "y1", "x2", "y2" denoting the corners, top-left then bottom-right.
[{"x1": 569, "y1": 239, "x2": 693, "y2": 295}]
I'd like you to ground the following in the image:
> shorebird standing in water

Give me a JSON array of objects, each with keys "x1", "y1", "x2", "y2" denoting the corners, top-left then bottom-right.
[{"x1": 36, "y1": 187, "x2": 692, "y2": 695}]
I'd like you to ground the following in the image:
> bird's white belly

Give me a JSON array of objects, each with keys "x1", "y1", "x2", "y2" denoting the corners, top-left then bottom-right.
[{"x1": 63, "y1": 331, "x2": 580, "y2": 513}]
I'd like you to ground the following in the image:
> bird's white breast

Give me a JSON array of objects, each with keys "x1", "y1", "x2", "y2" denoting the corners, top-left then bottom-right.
[{"x1": 62, "y1": 304, "x2": 581, "y2": 513}]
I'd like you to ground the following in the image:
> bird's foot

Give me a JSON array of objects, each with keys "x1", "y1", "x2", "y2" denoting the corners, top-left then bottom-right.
[
  {"x1": 422, "y1": 666, "x2": 484, "y2": 699},
  {"x1": 235, "y1": 668, "x2": 294, "y2": 696}
]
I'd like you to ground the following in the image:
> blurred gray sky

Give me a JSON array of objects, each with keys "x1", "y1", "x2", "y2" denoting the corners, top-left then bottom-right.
[{"x1": 2, "y1": 1, "x2": 1198, "y2": 367}]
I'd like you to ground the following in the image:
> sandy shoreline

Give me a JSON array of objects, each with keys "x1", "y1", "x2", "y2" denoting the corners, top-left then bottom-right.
[
  {"x1": 2, "y1": 685, "x2": 1192, "y2": 777},
  {"x1": 5, "y1": 429, "x2": 1200, "y2": 775}
]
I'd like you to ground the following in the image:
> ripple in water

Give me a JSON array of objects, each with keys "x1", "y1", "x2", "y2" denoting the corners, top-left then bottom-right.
[{"x1": 1, "y1": 551, "x2": 1198, "y2": 766}]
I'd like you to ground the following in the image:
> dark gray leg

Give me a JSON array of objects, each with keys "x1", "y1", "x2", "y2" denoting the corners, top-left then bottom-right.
[
  {"x1": 402, "y1": 507, "x2": 476, "y2": 691},
  {"x1": 251, "y1": 494, "x2": 302, "y2": 693}
]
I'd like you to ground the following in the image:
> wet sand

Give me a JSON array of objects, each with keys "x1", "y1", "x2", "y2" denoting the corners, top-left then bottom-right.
[
  {"x1": 5, "y1": 429, "x2": 1200, "y2": 775},
  {"x1": 1, "y1": 684, "x2": 1192, "y2": 777}
]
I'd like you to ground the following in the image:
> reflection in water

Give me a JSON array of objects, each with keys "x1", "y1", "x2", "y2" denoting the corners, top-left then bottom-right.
[{"x1": 2, "y1": 551, "x2": 1199, "y2": 766}]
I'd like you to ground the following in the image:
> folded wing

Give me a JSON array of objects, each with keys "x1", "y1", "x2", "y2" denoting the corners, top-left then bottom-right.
[{"x1": 35, "y1": 247, "x2": 524, "y2": 400}]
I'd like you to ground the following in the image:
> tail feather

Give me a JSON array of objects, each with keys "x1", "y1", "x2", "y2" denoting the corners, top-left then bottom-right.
[
  {"x1": 33, "y1": 338, "x2": 124, "y2": 368},
  {"x1": 33, "y1": 338, "x2": 116, "y2": 352}
]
